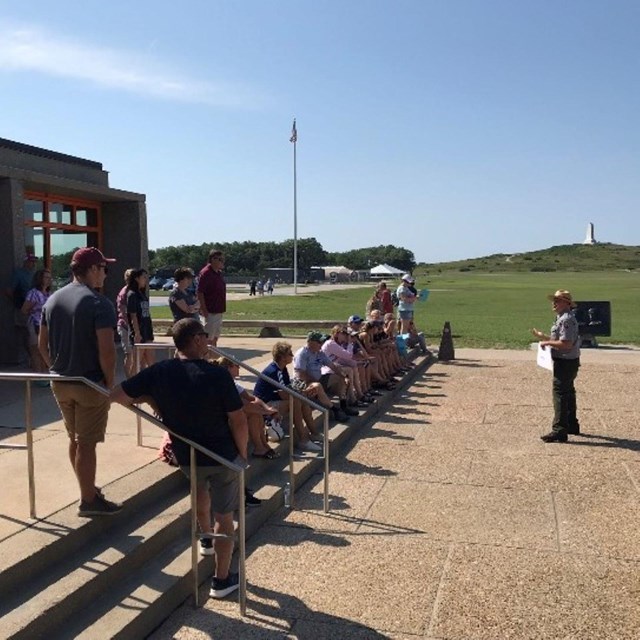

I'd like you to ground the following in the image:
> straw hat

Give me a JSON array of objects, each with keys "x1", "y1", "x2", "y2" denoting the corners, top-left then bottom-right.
[{"x1": 547, "y1": 289, "x2": 576, "y2": 308}]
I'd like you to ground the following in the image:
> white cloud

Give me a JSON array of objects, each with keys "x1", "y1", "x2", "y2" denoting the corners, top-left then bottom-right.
[{"x1": 0, "y1": 25, "x2": 267, "y2": 108}]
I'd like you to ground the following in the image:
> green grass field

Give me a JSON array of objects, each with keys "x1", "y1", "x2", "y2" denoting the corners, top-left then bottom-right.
[{"x1": 150, "y1": 272, "x2": 640, "y2": 349}]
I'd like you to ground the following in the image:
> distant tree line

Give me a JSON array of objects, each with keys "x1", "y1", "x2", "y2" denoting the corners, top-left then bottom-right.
[{"x1": 148, "y1": 239, "x2": 416, "y2": 275}]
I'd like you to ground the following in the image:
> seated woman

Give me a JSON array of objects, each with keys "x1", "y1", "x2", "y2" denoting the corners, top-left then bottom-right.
[
  {"x1": 359, "y1": 321, "x2": 397, "y2": 390},
  {"x1": 345, "y1": 329, "x2": 376, "y2": 401},
  {"x1": 368, "y1": 310, "x2": 402, "y2": 376},
  {"x1": 216, "y1": 356, "x2": 281, "y2": 459},
  {"x1": 321, "y1": 326, "x2": 371, "y2": 406},
  {"x1": 254, "y1": 341, "x2": 322, "y2": 452},
  {"x1": 384, "y1": 312, "x2": 414, "y2": 370}
]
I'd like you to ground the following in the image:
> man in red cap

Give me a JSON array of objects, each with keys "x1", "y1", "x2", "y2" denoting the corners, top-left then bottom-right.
[{"x1": 39, "y1": 247, "x2": 122, "y2": 516}]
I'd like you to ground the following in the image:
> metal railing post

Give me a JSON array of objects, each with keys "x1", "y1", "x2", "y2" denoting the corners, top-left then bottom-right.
[
  {"x1": 135, "y1": 346, "x2": 142, "y2": 446},
  {"x1": 190, "y1": 446, "x2": 199, "y2": 607},
  {"x1": 25, "y1": 379, "x2": 36, "y2": 519},
  {"x1": 238, "y1": 468, "x2": 247, "y2": 615},
  {"x1": 132, "y1": 343, "x2": 178, "y2": 447},
  {"x1": 288, "y1": 393, "x2": 295, "y2": 509},
  {"x1": 323, "y1": 409, "x2": 330, "y2": 513}
]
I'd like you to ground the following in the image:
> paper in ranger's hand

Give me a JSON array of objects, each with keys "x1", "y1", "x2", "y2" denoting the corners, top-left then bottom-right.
[{"x1": 536, "y1": 343, "x2": 553, "y2": 371}]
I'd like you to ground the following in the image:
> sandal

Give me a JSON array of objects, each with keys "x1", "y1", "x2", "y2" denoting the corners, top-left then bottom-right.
[{"x1": 252, "y1": 448, "x2": 280, "y2": 460}]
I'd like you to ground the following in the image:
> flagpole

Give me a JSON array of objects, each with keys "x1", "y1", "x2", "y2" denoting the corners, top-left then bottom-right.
[{"x1": 291, "y1": 118, "x2": 298, "y2": 294}]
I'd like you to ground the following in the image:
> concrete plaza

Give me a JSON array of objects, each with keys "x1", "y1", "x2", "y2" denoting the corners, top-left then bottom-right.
[{"x1": 149, "y1": 345, "x2": 640, "y2": 639}]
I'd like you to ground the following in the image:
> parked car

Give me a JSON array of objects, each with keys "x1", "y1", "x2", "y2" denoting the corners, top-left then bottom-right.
[
  {"x1": 149, "y1": 276, "x2": 166, "y2": 290},
  {"x1": 162, "y1": 277, "x2": 176, "y2": 291}
]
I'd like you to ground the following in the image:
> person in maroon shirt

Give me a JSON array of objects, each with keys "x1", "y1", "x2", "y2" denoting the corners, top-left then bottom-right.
[
  {"x1": 197, "y1": 249, "x2": 226, "y2": 346},
  {"x1": 377, "y1": 281, "x2": 394, "y2": 315}
]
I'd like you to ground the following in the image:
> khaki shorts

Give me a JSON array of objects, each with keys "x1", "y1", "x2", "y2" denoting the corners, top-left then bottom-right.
[
  {"x1": 180, "y1": 459, "x2": 240, "y2": 515},
  {"x1": 51, "y1": 381, "x2": 110, "y2": 444},
  {"x1": 204, "y1": 314, "x2": 223, "y2": 339},
  {"x1": 270, "y1": 399, "x2": 290, "y2": 416},
  {"x1": 320, "y1": 372, "x2": 346, "y2": 397}
]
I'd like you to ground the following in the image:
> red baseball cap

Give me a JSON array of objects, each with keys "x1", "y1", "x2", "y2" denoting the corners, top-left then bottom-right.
[{"x1": 71, "y1": 247, "x2": 116, "y2": 268}]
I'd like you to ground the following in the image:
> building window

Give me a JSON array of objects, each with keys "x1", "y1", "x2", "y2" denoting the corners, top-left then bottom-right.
[{"x1": 24, "y1": 193, "x2": 102, "y2": 282}]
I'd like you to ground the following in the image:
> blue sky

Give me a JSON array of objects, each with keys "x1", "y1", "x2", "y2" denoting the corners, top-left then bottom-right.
[{"x1": 1, "y1": 1, "x2": 638, "y2": 263}]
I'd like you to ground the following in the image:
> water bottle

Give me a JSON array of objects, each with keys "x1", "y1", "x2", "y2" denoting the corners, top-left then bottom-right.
[{"x1": 284, "y1": 482, "x2": 291, "y2": 508}]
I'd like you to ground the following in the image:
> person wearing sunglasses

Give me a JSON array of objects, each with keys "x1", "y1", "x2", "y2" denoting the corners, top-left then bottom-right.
[
  {"x1": 532, "y1": 289, "x2": 581, "y2": 443},
  {"x1": 111, "y1": 317, "x2": 249, "y2": 599},
  {"x1": 39, "y1": 247, "x2": 121, "y2": 517}
]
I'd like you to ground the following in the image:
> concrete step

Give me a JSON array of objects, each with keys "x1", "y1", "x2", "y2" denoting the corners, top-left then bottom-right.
[
  {"x1": 1, "y1": 351, "x2": 432, "y2": 639},
  {"x1": 0, "y1": 460, "x2": 182, "y2": 601}
]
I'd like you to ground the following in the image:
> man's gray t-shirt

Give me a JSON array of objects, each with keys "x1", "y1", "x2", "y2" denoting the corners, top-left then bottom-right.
[
  {"x1": 42, "y1": 282, "x2": 116, "y2": 382},
  {"x1": 293, "y1": 345, "x2": 333, "y2": 381}
]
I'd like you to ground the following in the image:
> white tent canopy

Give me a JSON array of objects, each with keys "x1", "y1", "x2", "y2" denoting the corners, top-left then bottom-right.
[
  {"x1": 319, "y1": 265, "x2": 353, "y2": 277},
  {"x1": 369, "y1": 263, "x2": 405, "y2": 276}
]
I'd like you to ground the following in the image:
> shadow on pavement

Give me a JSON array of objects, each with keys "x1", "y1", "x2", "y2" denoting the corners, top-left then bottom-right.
[
  {"x1": 366, "y1": 426, "x2": 415, "y2": 441},
  {"x1": 184, "y1": 582, "x2": 394, "y2": 639},
  {"x1": 569, "y1": 433, "x2": 640, "y2": 452},
  {"x1": 438, "y1": 359, "x2": 502, "y2": 369},
  {"x1": 333, "y1": 457, "x2": 397, "y2": 477}
]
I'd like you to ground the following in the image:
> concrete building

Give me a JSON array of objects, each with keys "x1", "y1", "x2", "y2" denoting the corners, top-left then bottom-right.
[{"x1": 0, "y1": 138, "x2": 147, "y2": 364}]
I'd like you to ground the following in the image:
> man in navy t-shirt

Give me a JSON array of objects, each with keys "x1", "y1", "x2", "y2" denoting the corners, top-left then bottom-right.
[{"x1": 110, "y1": 318, "x2": 248, "y2": 599}]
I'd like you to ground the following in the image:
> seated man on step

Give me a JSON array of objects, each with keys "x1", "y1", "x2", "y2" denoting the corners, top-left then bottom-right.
[{"x1": 293, "y1": 331, "x2": 359, "y2": 422}]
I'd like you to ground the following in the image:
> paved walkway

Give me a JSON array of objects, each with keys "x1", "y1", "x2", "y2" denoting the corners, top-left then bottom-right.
[{"x1": 149, "y1": 346, "x2": 640, "y2": 639}]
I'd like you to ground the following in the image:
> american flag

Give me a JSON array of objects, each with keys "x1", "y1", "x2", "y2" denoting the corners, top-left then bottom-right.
[{"x1": 289, "y1": 119, "x2": 297, "y2": 143}]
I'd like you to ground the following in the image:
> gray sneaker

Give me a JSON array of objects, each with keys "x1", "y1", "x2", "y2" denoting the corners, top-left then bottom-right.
[
  {"x1": 78, "y1": 494, "x2": 123, "y2": 517},
  {"x1": 298, "y1": 439, "x2": 322, "y2": 453}
]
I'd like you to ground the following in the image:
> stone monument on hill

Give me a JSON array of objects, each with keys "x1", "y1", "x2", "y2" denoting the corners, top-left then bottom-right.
[{"x1": 583, "y1": 222, "x2": 597, "y2": 245}]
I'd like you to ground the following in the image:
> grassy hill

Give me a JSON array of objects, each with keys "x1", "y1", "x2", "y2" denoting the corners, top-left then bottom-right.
[{"x1": 419, "y1": 243, "x2": 640, "y2": 274}]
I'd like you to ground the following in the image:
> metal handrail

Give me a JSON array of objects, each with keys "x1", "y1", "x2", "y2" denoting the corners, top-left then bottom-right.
[
  {"x1": 133, "y1": 341, "x2": 332, "y2": 513},
  {"x1": 207, "y1": 345, "x2": 331, "y2": 513},
  {"x1": 0, "y1": 371, "x2": 247, "y2": 614}
]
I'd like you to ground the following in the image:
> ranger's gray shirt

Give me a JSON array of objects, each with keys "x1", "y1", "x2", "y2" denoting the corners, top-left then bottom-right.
[
  {"x1": 42, "y1": 282, "x2": 116, "y2": 382},
  {"x1": 550, "y1": 311, "x2": 580, "y2": 360}
]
